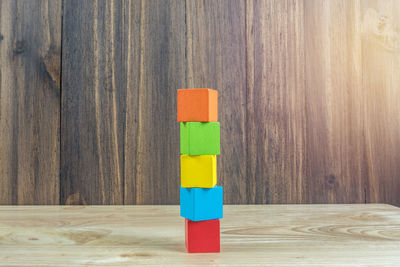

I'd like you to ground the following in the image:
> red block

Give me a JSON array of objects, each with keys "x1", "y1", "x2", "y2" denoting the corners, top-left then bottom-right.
[{"x1": 185, "y1": 218, "x2": 220, "y2": 253}]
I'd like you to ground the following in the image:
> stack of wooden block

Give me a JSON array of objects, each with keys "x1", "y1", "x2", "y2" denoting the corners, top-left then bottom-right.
[{"x1": 177, "y1": 88, "x2": 223, "y2": 253}]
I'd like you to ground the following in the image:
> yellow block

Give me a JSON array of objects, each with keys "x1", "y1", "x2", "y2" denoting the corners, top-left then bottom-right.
[{"x1": 181, "y1": 155, "x2": 217, "y2": 188}]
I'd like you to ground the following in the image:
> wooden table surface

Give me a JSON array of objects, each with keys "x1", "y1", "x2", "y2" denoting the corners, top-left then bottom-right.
[{"x1": 0, "y1": 204, "x2": 399, "y2": 266}]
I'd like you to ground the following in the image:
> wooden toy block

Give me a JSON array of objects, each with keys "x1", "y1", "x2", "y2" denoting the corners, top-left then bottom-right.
[
  {"x1": 180, "y1": 186, "x2": 223, "y2": 221},
  {"x1": 180, "y1": 122, "x2": 220, "y2": 155},
  {"x1": 185, "y1": 218, "x2": 220, "y2": 253},
  {"x1": 181, "y1": 155, "x2": 216, "y2": 188},
  {"x1": 177, "y1": 88, "x2": 218, "y2": 122}
]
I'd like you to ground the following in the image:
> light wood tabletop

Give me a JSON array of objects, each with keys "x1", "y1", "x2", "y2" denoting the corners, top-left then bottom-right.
[{"x1": 0, "y1": 204, "x2": 399, "y2": 266}]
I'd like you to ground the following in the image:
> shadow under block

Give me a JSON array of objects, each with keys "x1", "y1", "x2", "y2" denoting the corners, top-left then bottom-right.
[
  {"x1": 180, "y1": 186, "x2": 223, "y2": 221},
  {"x1": 180, "y1": 122, "x2": 220, "y2": 155},
  {"x1": 185, "y1": 218, "x2": 220, "y2": 253},
  {"x1": 181, "y1": 155, "x2": 217, "y2": 188},
  {"x1": 177, "y1": 88, "x2": 218, "y2": 122}
]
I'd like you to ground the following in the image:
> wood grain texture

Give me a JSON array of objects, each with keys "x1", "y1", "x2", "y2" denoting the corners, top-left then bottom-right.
[
  {"x1": 361, "y1": 0, "x2": 400, "y2": 206},
  {"x1": 61, "y1": 0, "x2": 126, "y2": 204},
  {"x1": 1, "y1": 0, "x2": 400, "y2": 205},
  {"x1": 246, "y1": 0, "x2": 307, "y2": 204},
  {"x1": 186, "y1": 0, "x2": 248, "y2": 204},
  {"x1": 0, "y1": 205, "x2": 399, "y2": 266},
  {"x1": 304, "y1": 0, "x2": 365, "y2": 204},
  {"x1": 0, "y1": 0, "x2": 61, "y2": 204},
  {"x1": 123, "y1": 0, "x2": 186, "y2": 204}
]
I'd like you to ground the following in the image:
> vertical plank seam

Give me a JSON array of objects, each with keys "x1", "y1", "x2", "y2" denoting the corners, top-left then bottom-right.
[
  {"x1": 93, "y1": 0, "x2": 106, "y2": 204},
  {"x1": 244, "y1": 0, "x2": 249, "y2": 204},
  {"x1": 11, "y1": 0, "x2": 19, "y2": 205},
  {"x1": 184, "y1": 0, "x2": 187, "y2": 88},
  {"x1": 59, "y1": 0, "x2": 64, "y2": 205},
  {"x1": 123, "y1": 0, "x2": 132, "y2": 205},
  {"x1": 360, "y1": 1, "x2": 367, "y2": 204},
  {"x1": 302, "y1": 0, "x2": 308, "y2": 203},
  {"x1": 123, "y1": 0, "x2": 130, "y2": 206},
  {"x1": 302, "y1": 0, "x2": 307, "y2": 204},
  {"x1": 109, "y1": 0, "x2": 123, "y2": 205},
  {"x1": 135, "y1": 0, "x2": 146, "y2": 204}
]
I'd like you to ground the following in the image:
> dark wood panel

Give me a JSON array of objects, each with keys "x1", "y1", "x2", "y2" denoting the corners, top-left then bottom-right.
[
  {"x1": 1, "y1": 0, "x2": 398, "y2": 205},
  {"x1": 186, "y1": 0, "x2": 248, "y2": 204},
  {"x1": 246, "y1": 0, "x2": 307, "y2": 204},
  {"x1": 61, "y1": 0, "x2": 126, "y2": 204},
  {"x1": 0, "y1": 0, "x2": 61, "y2": 204},
  {"x1": 124, "y1": 0, "x2": 186, "y2": 204},
  {"x1": 361, "y1": 0, "x2": 400, "y2": 206},
  {"x1": 62, "y1": 0, "x2": 185, "y2": 205},
  {"x1": 304, "y1": 0, "x2": 365, "y2": 203},
  {"x1": 60, "y1": 0, "x2": 399, "y2": 205}
]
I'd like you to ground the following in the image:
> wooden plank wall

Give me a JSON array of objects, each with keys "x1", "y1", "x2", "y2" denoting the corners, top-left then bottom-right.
[
  {"x1": 0, "y1": 0, "x2": 61, "y2": 204},
  {"x1": 0, "y1": 0, "x2": 399, "y2": 205}
]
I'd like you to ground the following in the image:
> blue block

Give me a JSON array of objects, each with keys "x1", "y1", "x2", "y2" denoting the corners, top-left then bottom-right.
[{"x1": 180, "y1": 186, "x2": 223, "y2": 221}]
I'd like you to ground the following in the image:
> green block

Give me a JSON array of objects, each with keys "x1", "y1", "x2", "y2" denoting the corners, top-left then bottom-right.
[{"x1": 180, "y1": 122, "x2": 220, "y2": 155}]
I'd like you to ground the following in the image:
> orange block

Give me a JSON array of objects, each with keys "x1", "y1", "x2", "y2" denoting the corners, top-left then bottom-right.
[{"x1": 177, "y1": 88, "x2": 218, "y2": 122}]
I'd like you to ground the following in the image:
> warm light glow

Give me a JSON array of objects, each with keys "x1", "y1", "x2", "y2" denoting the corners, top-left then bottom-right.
[{"x1": 362, "y1": 7, "x2": 400, "y2": 52}]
